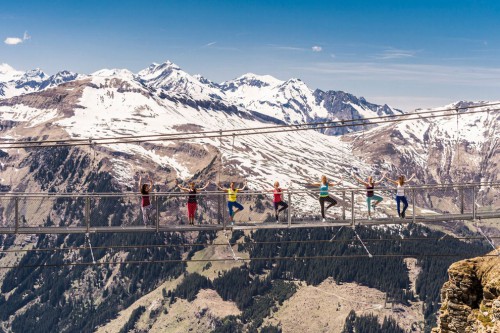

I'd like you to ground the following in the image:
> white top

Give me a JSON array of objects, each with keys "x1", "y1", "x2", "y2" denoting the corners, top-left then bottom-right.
[{"x1": 396, "y1": 183, "x2": 405, "y2": 196}]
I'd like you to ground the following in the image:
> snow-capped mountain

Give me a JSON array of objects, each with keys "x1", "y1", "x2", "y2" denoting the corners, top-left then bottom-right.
[
  {"x1": 137, "y1": 61, "x2": 225, "y2": 101},
  {"x1": 219, "y1": 72, "x2": 402, "y2": 130},
  {"x1": 0, "y1": 63, "x2": 24, "y2": 82},
  {"x1": 0, "y1": 64, "x2": 83, "y2": 98},
  {"x1": 1, "y1": 61, "x2": 402, "y2": 134},
  {"x1": 38, "y1": 70, "x2": 82, "y2": 90},
  {"x1": 220, "y1": 74, "x2": 324, "y2": 123}
]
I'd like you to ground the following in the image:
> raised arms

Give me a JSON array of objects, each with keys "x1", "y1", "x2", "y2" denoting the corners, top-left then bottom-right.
[
  {"x1": 385, "y1": 177, "x2": 399, "y2": 185},
  {"x1": 139, "y1": 174, "x2": 153, "y2": 192},
  {"x1": 352, "y1": 173, "x2": 369, "y2": 187},
  {"x1": 374, "y1": 173, "x2": 387, "y2": 185},
  {"x1": 237, "y1": 181, "x2": 248, "y2": 191},
  {"x1": 177, "y1": 180, "x2": 210, "y2": 192},
  {"x1": 213, "y1": 181, "x2": 226, "y2": 191},
  {"x1": 176, "y1": 180, "x2": 190, "y2": 192},
  {"x1": 329, "y1": 176, "x2": 343, "y2": 187},
  {"x1": 386, "y1": 174, "x2": 416, "y2": 185}
]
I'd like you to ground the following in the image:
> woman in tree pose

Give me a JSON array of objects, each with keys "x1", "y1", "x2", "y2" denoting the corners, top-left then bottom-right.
[
  {"x1": 215, "y1": 181, "x2": 247, "y2": 225},
  {"x1": 177, "y1": 181, "x2": 209, "y2": 225},
  {"x1": 352, "y1": 173, "x2": 386, "y2": 219},
  {"x1": 263, "y1": 181, "x2": 289, "y2": 223},
  {"x1": 309, "y1": 175, "x2": 342, "y2": 222},
  {"x1": 386, "y1": 174, "x2": 415, "y2": 218},
  {"x1": 139, "y1": 174, "x2": 154, "y2": 225}
]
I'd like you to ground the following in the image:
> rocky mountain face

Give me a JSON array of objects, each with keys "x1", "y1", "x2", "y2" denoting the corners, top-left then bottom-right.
[
  {"x1": 432, "y1": 250, "x2": 500, "y2": 333},
  {"x1": 347, "y1": 106, "x2": 500, "y2": 216}
]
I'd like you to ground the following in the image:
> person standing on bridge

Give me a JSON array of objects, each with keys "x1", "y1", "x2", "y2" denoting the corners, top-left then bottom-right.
[
  {"x1": 352, "y1": 173, "x2": 386, "y2": 220},
  {"x1": 139, "y1": 174, "x2": 155, "y2": 225},
  {"x1": 263, "y1": 181, "x2": 289, "y2": 223},
  {"x1": 386, "y1": 174, "x2": 415, "y2": 218},
  {"x1": 214, "y1": 181, "x2": 247, "y2": 225},
  {"x1": 177, "y1": 181, "x2": 209, "y2": 225},
  {"x1": 309, "y1": 175, "x2": 342, "y2": 222}
]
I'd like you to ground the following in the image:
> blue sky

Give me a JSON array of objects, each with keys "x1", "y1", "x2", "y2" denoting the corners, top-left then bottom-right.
[{"x1": 1, "y1": 0, "x2": 499, "y2": 111}]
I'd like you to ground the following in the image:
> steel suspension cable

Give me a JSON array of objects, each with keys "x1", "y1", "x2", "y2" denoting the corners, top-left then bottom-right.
[
  {"x1": 1, "y1": 104, "x2": 499, "y2": 149},
  {"x1": 0, "y1": 252, "x2": 498, "y2": 270},
  {"x1": 2, "y1": 101, "x2": 499, "y2": 145},
  {"x1": 2, "y1": 235, "x2": 498, "y2": 254}
]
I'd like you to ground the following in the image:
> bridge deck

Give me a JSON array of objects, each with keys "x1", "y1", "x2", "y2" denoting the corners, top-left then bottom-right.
[{"x1": 0, "y1": 212, "x2": 498, "y2": 234}]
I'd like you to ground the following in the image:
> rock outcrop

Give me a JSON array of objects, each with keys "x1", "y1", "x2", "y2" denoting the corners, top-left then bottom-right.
[{"x1": 433, "y1": 250, "x2": 500, "y2": 333}]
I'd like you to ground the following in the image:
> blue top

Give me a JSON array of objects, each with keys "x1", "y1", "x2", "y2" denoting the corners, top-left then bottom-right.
[{"x1": 320, "y1": 183, "x2": 329, "y2": 197}]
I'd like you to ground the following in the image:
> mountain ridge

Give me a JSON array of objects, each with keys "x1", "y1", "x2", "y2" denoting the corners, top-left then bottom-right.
[{"x1": 0, "y1": 61, "x2": 402, "y2": 130}]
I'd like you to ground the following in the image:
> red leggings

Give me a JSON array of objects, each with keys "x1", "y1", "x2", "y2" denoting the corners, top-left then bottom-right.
[{"x1": 187, "y1": 202, "x2": 197, "y2": 219}]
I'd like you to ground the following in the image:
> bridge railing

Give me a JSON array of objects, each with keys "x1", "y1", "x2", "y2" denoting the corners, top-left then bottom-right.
[{"x1": 0, "y1": 182, "x2": 498, "y2": 233}]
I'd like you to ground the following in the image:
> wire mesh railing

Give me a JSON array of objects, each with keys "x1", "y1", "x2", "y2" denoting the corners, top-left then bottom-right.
[{"x1": 0, "y1": 182, "x2": 498, "y2": 234}]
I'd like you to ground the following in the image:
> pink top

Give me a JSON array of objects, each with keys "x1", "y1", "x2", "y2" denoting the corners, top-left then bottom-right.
[
  {"x1": 141, "y1": 195, "x2": 151, "y2": 207},
  {"x1": 273, "y1": 188, "x2": 282, "y2": 203}
]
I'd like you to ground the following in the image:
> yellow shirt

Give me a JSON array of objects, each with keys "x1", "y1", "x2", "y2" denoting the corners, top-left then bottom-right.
[{"x1": 227, "y1": 188, "x2": 238, "y2": 202}]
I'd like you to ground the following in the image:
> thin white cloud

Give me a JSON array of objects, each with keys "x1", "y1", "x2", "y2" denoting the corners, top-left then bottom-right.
[
  {"x1": 293, "y1": 62, "x2": 500, "y2": 86},
  {"x1": 440, "y1": 37, "x2": 488, "y2": 46},
  {"x1": 312, "y1": 46, "x2": 322, "y2": 52},
  {"x1": 269, "y1": 45, "x2": 306, "y2": 51},
  {"x1": 376, "y1": 48, "x2": 416, "y2": 60},
  {"x1": 4, "y1": 31, "x2": 30, "y2": 45},
  {"x1": 204, "y1": 41, "x2": 216, "y2": 47}
]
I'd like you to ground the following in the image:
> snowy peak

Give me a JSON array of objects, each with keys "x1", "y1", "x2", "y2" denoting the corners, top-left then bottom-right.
[
  {"x1": 137, "y1": 61, "x2": 181, "y2": 80},
  {"x1": 39, "y1": 70, "x2": 84, "y2": 90},
  {"x1": 277, "y1": 78, "x2": 312, "y2": 98},
  {"x1": 0, "y1": 65, "x2": 84, "y2": 98},
  {"x1": 221, "y1": 73, "x2": 283, "y2": 92},
  {"x1": 14, "y1": 68, "x2": 48, "y2": 91},
  {"x1": 92, "y1": 68, "x2": 136, "y2": 80},
  {"x1": 222, "y1": 73, "x2": 326, "y2": 123},
  {"x1": 0, "y1": 63, "x2": 24, "y2": 82},
  {"x1": 138, "y1": 61, "x2": 224, "y2": 101},
  {"x1": 315, "y1": 90, "x2": 401, "y2": 121}
]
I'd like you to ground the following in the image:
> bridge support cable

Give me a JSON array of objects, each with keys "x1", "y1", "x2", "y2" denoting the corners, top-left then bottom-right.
[
  {"x1": 329, "y1": 226, "x2": 344, "y2": 242},
  {"x1": 287, "y1": 189, "x2": 292, "y2": 227},
  {"x1": 85, "y1": 233, "x2": 96, "y2": 264},
  {"x1": 353, "y1": 227, "x2": 373, "y2": 258},
  {"x1": 476, "y1": 222, "x2": 499, "y2": 256},
  {"x1": 438, "y1": 219, "x2": 463, "y2": 242},
  {"x1": 412, "y1": 188, "x2": 416, "y2": 223},
  {"x1": 224, "y1": 231, "x2": 240, "y2": 261},
  {"x1": 14, "y1": 197, "x2": 19, "y2": 234}
]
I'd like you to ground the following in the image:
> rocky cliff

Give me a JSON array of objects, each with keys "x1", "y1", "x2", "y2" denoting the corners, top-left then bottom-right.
[{"x1": 433, "y1": 250, "x2": 500, "y2": 333}]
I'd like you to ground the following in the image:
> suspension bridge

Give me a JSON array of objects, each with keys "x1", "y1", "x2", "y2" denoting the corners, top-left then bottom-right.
[{"x1": 0, "y1": 183, "x2": 498, "y2": 235}]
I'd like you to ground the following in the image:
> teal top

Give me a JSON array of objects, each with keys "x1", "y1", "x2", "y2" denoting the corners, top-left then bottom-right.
[{"x1": 320, "y1": 183, "x2": 329, "y2": 197}]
